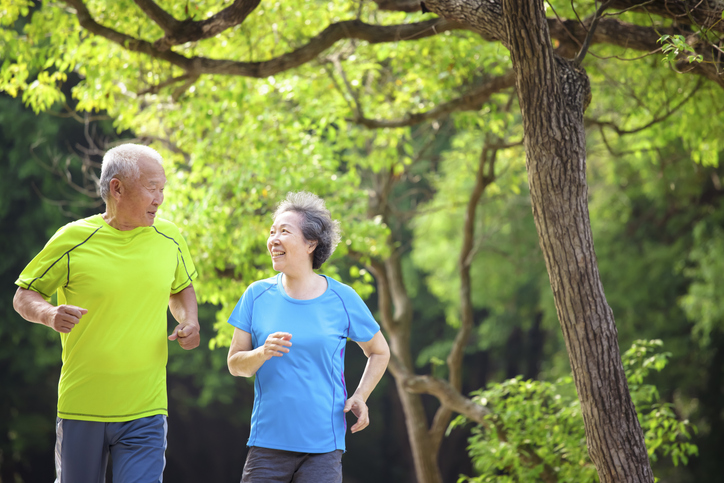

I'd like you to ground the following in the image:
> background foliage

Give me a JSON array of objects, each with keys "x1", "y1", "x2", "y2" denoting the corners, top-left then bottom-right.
[{"x1": 2, "y1": 0, "x2": 724, "y2": 481}]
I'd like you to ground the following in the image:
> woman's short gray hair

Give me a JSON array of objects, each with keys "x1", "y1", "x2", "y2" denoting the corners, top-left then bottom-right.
[
  {"x1": 274, "y1": 192, "x2": 341, "y2": 270},
  {"x1": 99, "y1": 144, "x2": 163, "y2": 202}
]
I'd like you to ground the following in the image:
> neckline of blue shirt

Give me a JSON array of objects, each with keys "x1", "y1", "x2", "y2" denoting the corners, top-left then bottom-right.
[{"x1": 275, "y1": 273, "x2": 332, "y2": 305}]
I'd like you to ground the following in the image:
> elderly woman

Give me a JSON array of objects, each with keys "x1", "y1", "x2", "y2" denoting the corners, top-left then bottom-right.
[{"x1": 227, "y1": 191, "x2": 390, "y2": 483}]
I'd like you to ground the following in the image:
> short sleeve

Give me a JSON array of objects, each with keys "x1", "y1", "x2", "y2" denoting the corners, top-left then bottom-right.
[
  {"x1": 343, "y1": 289, "x2": 380, "y2": 342},
  {"x1": 15, "y1": 227, "x2": 72, "y2": 299},
  {"x1": 171, "y1": 229, "x2": 197, "y2": 294},
  {"x1": 227, "y1": 286, "x2": 254, "y2": 333}
]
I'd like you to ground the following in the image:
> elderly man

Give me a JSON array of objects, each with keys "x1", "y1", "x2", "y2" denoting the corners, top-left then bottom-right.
[{"x1": 13, "y1": 144, "x2": 199, "y2": 483}]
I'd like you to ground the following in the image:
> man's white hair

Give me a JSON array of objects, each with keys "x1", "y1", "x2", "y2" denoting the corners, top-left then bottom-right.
[{"x1": 99, "y1": 144, "x2": 164, "y2": 202}]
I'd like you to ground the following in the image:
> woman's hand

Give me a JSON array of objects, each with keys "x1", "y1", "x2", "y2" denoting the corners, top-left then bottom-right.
[
  {"x1": 344, "y1": 394, "x2": 369, "y2": 433},
  {"x1": 261, "y1": 332, "x2": 293, "y2": 360},
  {"x1": 345, "y1": 331, "x2": 390, "y2": 434},
  {"x1": 228, "y1": 329, "x2": 292, "y2": 377}
]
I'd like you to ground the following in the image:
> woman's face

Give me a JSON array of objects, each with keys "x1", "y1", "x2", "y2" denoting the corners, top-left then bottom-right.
[{"x1": 267, "y1": 211, "x2": 316, "y2": 273}]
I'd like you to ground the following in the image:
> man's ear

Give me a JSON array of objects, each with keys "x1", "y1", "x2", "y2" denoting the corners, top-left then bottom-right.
[{"x1": 109, "y1": 177, "x2": 123, "y2": 202}]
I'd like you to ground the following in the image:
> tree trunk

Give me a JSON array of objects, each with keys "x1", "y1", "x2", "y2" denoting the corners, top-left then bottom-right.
[
  {"x1": 502, "y1": 0, "x2": 654, "y2": 481},
  {"x1": 369, "y1": 253, "x2": 444, "y2": 483},
  {"x1": 394, "y1": 379, "x2": 444, "y2": 483}
]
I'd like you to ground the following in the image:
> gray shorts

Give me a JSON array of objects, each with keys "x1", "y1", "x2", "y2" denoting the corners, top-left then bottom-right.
[
  {"x1": 54, "y1": 415, "x2": 167, "y2": 483},
  {"x1": 241, "y1": 446, "x2": 343, "y2": 483}
]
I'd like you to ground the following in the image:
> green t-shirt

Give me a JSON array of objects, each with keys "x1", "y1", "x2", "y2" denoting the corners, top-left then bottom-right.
[{"x1": 15, "y1": 214, "x2": 197, "y2": 422}]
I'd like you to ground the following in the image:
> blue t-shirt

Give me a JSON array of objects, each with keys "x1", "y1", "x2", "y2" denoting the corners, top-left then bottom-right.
[{"x1": 227, "y1": 273, "x2": 380, "y2": 453}]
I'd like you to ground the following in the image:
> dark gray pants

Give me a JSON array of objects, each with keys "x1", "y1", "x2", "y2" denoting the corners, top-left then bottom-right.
[
  {"x1": 54, "y1": 415, "x2": 167, "y2": 483},
  {"x1": 241, "y1": 446, "x2": 343, "y2": 483}
]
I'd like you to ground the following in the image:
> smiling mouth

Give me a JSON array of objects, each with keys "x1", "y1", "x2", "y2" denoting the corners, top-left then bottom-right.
[{"x1": 271, "y1": 250, "x2": 286, "y2": 257}]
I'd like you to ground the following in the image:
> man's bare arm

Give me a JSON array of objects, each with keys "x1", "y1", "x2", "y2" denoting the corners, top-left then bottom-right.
[
  {"x1": 13, "y1": 287, "x2": 87, "y2": 333},
  {"x1": 168, "y1": 284, "x2": 200, "y2": 350}
]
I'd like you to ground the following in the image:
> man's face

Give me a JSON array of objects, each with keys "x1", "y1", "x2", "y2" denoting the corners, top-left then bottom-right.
[{"x1": 117, "y1": 156, "x2": 167, "y2": 228}]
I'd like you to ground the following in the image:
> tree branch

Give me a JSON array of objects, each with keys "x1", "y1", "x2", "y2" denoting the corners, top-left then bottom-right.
[
  {"x1": 421, "y1": 0, "x2": 722, "y2": 87},
  {"x1": 64, "y1": 0, "x2": 463, "y2": 77},
  {"x1": 608, "y1": 0, "x2": 724, "y2": 33},
  {"x1": 348, "y1": 16, "x2": 718, "y2": 128},
  {"x1": 420, "y1": 0, "x2": 508, "y2": 44},
  {"x1": 429, "y1": 140, "x2": 499, "y2": 449},
  {"x1": 352, "y1": 71, "x2": 516, "y2": 128},
  {"x1": 403, "y1": 375, "x2": 490, "y2": 426},
  {"x1": 585, "y1": 76, "x2": 703, "y2": 134},
  {"x1": 331, "y1": 55, "x2": 364, "y2": 118},
  {"x1": 134, "y1": 135, "x2": 192, "y2": 164},
  {"x1": 384, "y1": 245, "x2": 414, "y2": 333},
  {"x1": 373, "y1": 0, "x2": 423, "y2": 12},
  {"x1": 137, "y1": 73, "x2": 195, "y2": 95},
  {"x1": 428, "y1": 406, "x2": 454, "y2": 448},
  {"x1": 132, "y1": 0, "x2": 179, "y2": 36},
  {"x1": 423, "y1": 0, "x2": 724, "y2": 42},
  {"x1": 552, "y1": 15, "x2": 723, "y2": 86},
  {"x1": 548, "y1": 16, "x2": 668, "y2": 57},
  {"x1": 573, "y1": 0, "x2": 613, "y2": 65},
  {"x1": 366, "y1": 257, "x2": 398, "y2": 335},
  {"x1": 65, "y1": 0, "x2": 722, "y2": 89},
  {"x1": 142, "y1": 0, "x2": 262, "y2": 51},
  {"x1": 64, "y1": 0, "x2": 194, "y2": 69},
  {"x1": 451, "y1": 144, "x2": 496, "y2": 384},
  {"x1": 171, "y1": 73, "x2": 200, "y2": 101},
  {"x1": 405, "y1": 372, "x2": 560, "y2": 483},
  {"x1": 46, "y1": 103, "x2": 111, "y2": 122},
  {"x1": 677, "y1": 44, "x2": 724, "y2": 88}
]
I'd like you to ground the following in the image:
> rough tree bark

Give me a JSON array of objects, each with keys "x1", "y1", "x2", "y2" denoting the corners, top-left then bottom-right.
[
  {"x1": 502, "y1": 0, "x2": 655, "y2": 479},
  {"x1": 420, "y1": 0, "x2": 656, "y2": 480}
]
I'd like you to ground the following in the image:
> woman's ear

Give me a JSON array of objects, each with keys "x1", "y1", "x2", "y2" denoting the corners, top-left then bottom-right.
[{"x1": 307, "y1": 240, "x2": 318, "y2": 254}]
